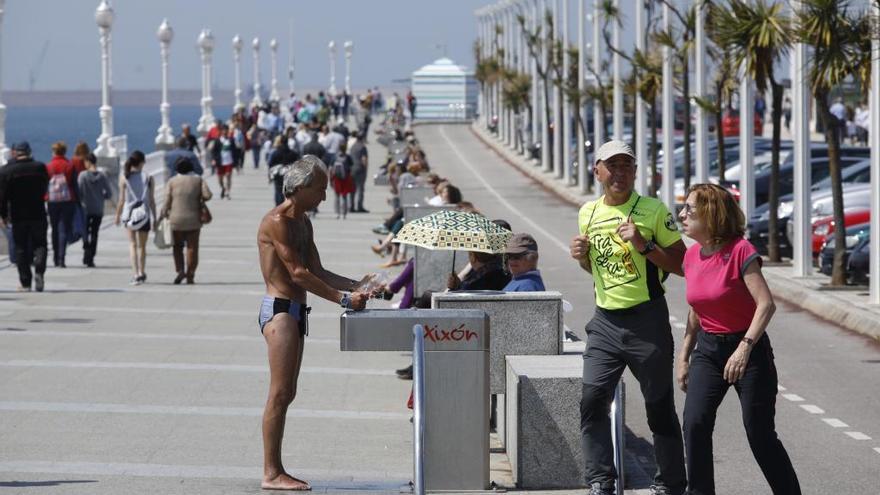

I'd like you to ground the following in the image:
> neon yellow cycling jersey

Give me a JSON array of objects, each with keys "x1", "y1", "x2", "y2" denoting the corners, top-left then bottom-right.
[{"x1": 578, "y1": 192, "x2": 681, "y2": 310}]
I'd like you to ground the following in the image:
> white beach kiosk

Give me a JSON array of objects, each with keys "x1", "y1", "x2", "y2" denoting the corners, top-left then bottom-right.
[{"x1": 411, "y1": 57, "x2": 478, "y2": 121}]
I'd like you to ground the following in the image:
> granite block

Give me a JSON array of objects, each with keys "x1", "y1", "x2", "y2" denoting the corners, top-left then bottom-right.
[
  {"x1": 506, "y1": 355, "x2": 586, "y2": 489},
  {"x1": 400, "y1": 186, "x2": 436, "y2": 207},
  {"x1": 414, "y1": 246, "x2": 469, "y2": 296},
  {"x1": 432, "y1": 292, "x2": 563, "y2": 394}
]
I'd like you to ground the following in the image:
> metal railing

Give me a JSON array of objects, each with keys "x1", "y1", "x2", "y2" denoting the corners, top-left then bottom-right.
[
  {"x1": 412, "y1": 324, "x2": 426, "y2": 495},
  {"x1": 611, "y1": 381, "x2": 626, "y2": 494}
]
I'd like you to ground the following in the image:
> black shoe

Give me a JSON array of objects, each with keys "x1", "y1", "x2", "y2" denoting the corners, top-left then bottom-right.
[
  {"x1": 34, "y1": 274, "x2": 44, "y2": 292},
  {"x1": 136, "y1": 274, "x2": 147, "y2": 283},
  {"x1": 173, "y1": 273, "x2": 186, "y2": 285},
  {"x1": 588, "y1": 482, "x2": 614, "y2": 495},
  {"x1": 396, "y1": 365, "x2": 413, "y2": 376},
  {"x1": 397, "y1": 368, "x2": 413, "y2": 380}
]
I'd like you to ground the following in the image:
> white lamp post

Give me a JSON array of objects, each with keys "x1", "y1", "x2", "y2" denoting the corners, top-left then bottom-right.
[
  {"x1": 252, "y1": 37, "x2": 263, "y2": 108},
  {"x1": 634, "y1": 0, "x2": 648, "y2": 195},
  {"x1": 592, "y1": 6, "x2": 604, "y2": 155},
  {"x1": 612, "y1": 0, "x2": 623, "y2": 141},
  {"x1": 0, "y1": 0, "x2": 7, "y2": 164},
  {"x1": 155, "y1": 19, "x2": 174, "y2": 148},
  {"x1": 791, "y1": 0, "x2": 811, "y2": 277},
  {"x1": 232, "y1": 35, "x2": 243, "y2": 111},
  {"x1": 694, "y1": 0, "x2": 709, "y2": 183},
  {"x1": 871, "y1": 0, "x2": 880, "y2": 304},
  {"x1": 197, "y1": 29, "x2": 215, "y2": 133},
  {"x1": 288, "y1": 18, "x2": 295, "y2": 96},
  {"x1": 328, "y1": 40, "x2": 337, "y2": 96},
  {"x1": 269, "y1": 38, "x2": 280, "y2": 102},
  {"x1": 661, "y1": 1, "x2": 675, "y2": 207},
  {"x1": 577, "y1": 0, "x2": 587, "y2": 192},
  {"x1": 344, "y1": 41, "x2": 353, "y2": 95},
  {"x1": 94, "y1": 0, "x2": 115, "y2": 158},
  {"x1": 561, "y1": 0, "x2": 571, "y2": 182}
]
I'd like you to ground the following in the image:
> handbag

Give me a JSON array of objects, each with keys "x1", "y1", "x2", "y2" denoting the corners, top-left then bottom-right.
[
  {"x1": 199, "y1": 179, "x2": 213, "y2": 225},
  {"x1": 153, "y1": 217, "x2": 172, "y2": 250}
]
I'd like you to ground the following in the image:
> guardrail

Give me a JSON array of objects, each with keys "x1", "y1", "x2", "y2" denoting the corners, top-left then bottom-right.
[{"x1": 412, "y1": 324, "x2": 426, "y2": 495}]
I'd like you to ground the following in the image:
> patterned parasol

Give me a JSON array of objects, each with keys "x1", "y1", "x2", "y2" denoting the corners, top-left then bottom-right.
[{"x1": 393, "y1": 210, "x2": 512, "y2": 254}]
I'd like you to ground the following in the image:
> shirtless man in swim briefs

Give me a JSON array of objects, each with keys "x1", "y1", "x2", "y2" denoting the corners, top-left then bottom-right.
[{"x1": 257, "y1": 155, "x2": 371, "y2": 491}]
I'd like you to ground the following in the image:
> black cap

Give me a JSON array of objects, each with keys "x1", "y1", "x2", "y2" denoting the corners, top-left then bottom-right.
[{"x1": 12, "y1": 142, "x2": 31, "y2": 154}]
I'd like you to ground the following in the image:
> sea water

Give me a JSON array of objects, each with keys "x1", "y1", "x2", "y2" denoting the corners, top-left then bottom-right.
[{"x1": 6, "y1": 105, "x2": 205, "y2": 160}]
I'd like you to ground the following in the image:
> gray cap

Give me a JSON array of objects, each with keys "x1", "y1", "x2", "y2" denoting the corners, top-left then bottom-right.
[{"x1": 505, "y1": 233, "x2": 538, "y2": 254}]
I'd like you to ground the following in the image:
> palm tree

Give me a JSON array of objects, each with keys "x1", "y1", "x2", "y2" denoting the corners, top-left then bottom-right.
[
  {"x1": 518, "y1": 11, "x2": 555, "y2": 165},
  {"x1": 631, "y1": 48, "x2": 664, "y2": 196},
  {"x1": 502, "y1": 69, "x2": 533, "y2": 153},
  {"x1": 796, "y1": 0, "x2": 871, "y2": 285},
  {"x1": 712, "y1": 0, "x2": 792, "y2": 262}
]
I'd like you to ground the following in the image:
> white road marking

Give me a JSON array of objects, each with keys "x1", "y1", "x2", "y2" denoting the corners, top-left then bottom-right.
[
  {"x1": 0, "y1": 461, "x2": 409, "y2": 483},
  {"x1": 822, "y1": 418, "x2": 849, "y2": 428},
  {"x1": 439, "y1": 126, "x2": 571, "y2": 254},
  {"x1": 0, "y1": 329, "x2": 339, "y2": 345},
  {"x1": 0, "y1": 360, "x2": 394, "y2": 376},
  {"x1": 0, "y1": 401, "x2": 408, "y2": 420},
  {"x1": 799, "y1": 404, "x2": 825, "y2": 415},
  {"x1": 844, "y1": 432, "x2": 872, "y2": 441},
  {"x1": 781, "y1": 393, "x2": 804, "y2": 402}
]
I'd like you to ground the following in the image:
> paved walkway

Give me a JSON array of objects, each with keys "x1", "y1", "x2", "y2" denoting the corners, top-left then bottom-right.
[{"x1": 2, "y1": 121, "x2": 878, "y2": 494}]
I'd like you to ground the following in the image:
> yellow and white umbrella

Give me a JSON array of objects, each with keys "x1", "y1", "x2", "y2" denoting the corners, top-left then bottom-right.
[{"x1": 393, "y1": 210, "x2": 512, "y2": 254}]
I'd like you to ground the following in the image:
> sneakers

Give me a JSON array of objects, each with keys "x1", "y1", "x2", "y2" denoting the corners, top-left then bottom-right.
[
  {"x1": 588, "y1": 482, "x2": 614, "y2": 495},
  {"x1": 372, "y1": 225, "x2": 390, "y2": 235},
  {"x1": 34, "y1": 274, "x2": 44, "y2": 292},
  {"x1": 648, "y1": 485, "x2": 678, "y2": 495}
]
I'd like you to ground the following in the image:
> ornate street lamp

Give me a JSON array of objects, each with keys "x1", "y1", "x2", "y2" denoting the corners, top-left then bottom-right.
[
  {"x1": 94, "y1": 0, "x2": 116, "y2": 157},
  {"x1": 232, "y1": 35, "x2": 243, "y2": 111},
  {"x1": 269, "y1": 38, "x2": 280, "y2": 102},
  {"x1": 343, "y1": 40, "x2": 353, "y2": 95},
  {"x1": 328, "y1": 40, "x2": 337, "y2": 96},
  {"x1": 197, "y1": 29, "x2": 215, "y2": 133},
  {"x1": 252, "y1": 37, "x2": 263, "y2": 108},
  {"x1": 155, "y1": 18, "x2": 174, "y2": 148}
]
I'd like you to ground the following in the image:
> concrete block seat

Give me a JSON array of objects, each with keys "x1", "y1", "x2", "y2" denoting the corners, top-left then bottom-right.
[{"x1": 505, "y1": 354, "x2": 586, "y2": 489}]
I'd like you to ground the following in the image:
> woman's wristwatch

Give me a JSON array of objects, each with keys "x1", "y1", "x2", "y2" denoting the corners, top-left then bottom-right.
[{"x1": 741, "y1": 336, "x2": 755, "y2": 347}]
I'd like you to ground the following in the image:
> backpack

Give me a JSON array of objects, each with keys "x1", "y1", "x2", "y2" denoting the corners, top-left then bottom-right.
[
  {"x1": 331, "y1": 154, "x2": 347, "y2": 180},
  {"x1": 48, "y1": 171, "x2": 72, "y2": 202},
  {"x1": 122, "y1": 173, "x2": 150, "y2": 231}
]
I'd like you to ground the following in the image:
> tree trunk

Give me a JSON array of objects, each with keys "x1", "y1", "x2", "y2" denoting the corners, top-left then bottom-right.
[
  {"x1": 682, "y1": 53, "x2": 692, "y2": 195},
  {"x1": 767, "y1": 80, "x2": 784, "y2": 262},
  {"x1": 715, "y1": 81, "x2": 726, "y2": 182},
  {"x1": 815, "y1": 89, "x2": 847, "y2": 285},
  {"x1": 650, "y1": 99, "x2": 659, "y2": 197}
]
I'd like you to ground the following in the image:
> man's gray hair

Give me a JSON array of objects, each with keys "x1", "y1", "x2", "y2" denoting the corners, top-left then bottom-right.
[{"x1": 283, "y1": 155, "x2": 327, "y2": 198}]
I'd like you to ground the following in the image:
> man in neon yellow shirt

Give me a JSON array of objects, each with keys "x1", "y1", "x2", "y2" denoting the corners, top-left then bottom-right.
[{"x1": 570, "y1": 140, "x2": 688, "y2": 495}]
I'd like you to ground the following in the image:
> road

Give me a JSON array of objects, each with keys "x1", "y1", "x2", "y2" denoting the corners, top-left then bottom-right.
[{"x1": 0, "y1": 122, "x2": 877, "y2": 494}]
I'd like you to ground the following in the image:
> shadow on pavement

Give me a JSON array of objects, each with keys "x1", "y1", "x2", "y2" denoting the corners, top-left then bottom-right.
[{"x1": 0, "y1": 480, "x2": 98, "y2": 487}]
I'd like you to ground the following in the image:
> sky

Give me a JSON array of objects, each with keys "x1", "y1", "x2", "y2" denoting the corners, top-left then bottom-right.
[{"x1": 2, "y1": 0, "x2": 646, "y2": 93}]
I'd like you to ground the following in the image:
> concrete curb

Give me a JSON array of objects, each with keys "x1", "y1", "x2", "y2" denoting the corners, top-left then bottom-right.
[
  {"x1": 762, "y1": 272, "x2": 880, "y2": 341},
  {"x1": 469, "y1": 123, "x2": 598, "y2": 208}
]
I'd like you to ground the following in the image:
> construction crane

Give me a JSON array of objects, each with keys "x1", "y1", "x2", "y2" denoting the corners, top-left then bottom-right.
[{"x1": 29, "y1": 41, "x2": 50, "y2": 91}]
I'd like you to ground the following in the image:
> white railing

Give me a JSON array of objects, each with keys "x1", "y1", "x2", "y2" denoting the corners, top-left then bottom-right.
[
  {"x1": 109, "y1": 135, "x2": 129, "y2": 162},
  {"x1": 412, "y1": 324, "x2": 426, "y2": 495}
]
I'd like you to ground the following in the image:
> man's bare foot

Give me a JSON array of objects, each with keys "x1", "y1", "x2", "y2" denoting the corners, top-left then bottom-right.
[{"x1": 262, "y1": 472, "x2": 311, "y2": 491}]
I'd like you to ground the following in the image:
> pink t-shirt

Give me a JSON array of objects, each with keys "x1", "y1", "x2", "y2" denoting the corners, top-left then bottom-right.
[{"x1": 683, "y1": 237, "x2": 762, "y2": 334}]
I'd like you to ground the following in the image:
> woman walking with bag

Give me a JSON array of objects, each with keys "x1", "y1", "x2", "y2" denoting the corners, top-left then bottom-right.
[
  {"x1": 678, "y1": 184, "x2": 801, "y2": 495},
  {"x1": 160, "y1": 158, "x2": 213, "y2": 284},
  {"x1": 114, "y1": 151, "x2": 156, "y2": 285}
]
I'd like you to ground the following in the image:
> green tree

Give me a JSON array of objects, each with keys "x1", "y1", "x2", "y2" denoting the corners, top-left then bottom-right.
[
  {"x1": 796, "y1": 0, "x2": 872, "y2": 285},
  {"x1": 712, "y1": 0, "x2": 793, "y2": 262}
]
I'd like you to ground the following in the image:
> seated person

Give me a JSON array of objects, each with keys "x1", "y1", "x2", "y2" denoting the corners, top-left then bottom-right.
[
  {"x1": 447, "y1": 250, "x2": 510, "y2": 291},
  {"x1": 502, "y1": 233, "x2": 546, "y2": 292}
]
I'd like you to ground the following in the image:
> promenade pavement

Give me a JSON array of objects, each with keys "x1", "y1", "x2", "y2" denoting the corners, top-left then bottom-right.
[{"x1": 2, "y1": 121, "x2": 878, "y2": 494}]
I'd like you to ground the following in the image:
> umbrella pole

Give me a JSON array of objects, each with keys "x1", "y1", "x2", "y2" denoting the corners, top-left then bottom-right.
[{"x1": 451, "y1": 250, "x2": 457, "y2": 275}]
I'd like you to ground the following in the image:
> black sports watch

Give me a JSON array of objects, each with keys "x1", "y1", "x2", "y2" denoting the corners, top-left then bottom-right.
[{"x1": 638, "y1": 240, "x2": 656, "y2": 256}]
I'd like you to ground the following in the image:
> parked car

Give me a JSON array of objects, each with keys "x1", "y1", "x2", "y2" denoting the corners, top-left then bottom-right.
[
  {"x1": 810, "y1": 208, "x2": 870, "y2": 257},
  {"x1": 818, "y1": 222, "x2": 870, "y2": 279},
  {"x1": 747, "y1": 183, "x2": 872, "y2": 257},
  {"x1": 810, "y1": 158, "x2": 872, "y2": 191},
  {"x1": 846, "y1": 237, "x2": 871, "y2": 285},
  {"x1": 721, "y1": 109, "x2": 763, "y2": 137}
]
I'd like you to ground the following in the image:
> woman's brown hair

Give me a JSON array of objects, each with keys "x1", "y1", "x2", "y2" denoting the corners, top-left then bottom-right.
[
  {"x1": 51, "y1": 141, "x2": 67, "y2": 157},
  {"x1": 687, "y1": 183, "x2": 745, "y2": 245},
  {"x1": 73, "y1": 141, "x2": 90, "y2": 158}
]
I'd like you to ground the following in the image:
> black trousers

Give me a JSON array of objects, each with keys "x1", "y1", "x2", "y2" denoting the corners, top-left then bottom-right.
[
  {"x1": 12, "y1": 219, "x2": 48, "y2": 288},
  {"x1": 82, "y1": 214, "x2": 102, "y2": 265},
  {"x1": 353, "y1": 172, "x2": 367, "y2": 211},
  {"x1": 682, "y1": 331, "x2": 801, "y2": 495},
  {"x1": 47, "y1": 201, "x2": 76, "y2": 265},
  {"x1": 581, "y1": 297, "x2": 687, "y2": 493}
]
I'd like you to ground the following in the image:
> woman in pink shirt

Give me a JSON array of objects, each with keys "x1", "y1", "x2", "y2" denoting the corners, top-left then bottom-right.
[{"x1": 678, "y1": 184, "x2": 800, "y2": 495}]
